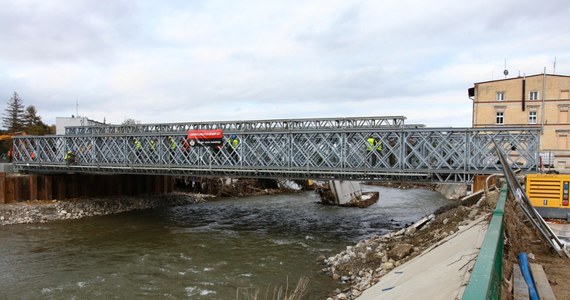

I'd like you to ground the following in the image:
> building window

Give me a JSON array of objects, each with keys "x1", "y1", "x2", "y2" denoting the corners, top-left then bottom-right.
[
  {"x1": 558, "y1": 134, "x2": 568, "y2": 150},
  {"x1": 496, "y1": 92, "x2": 505, "y2": 101},
  {"x1": 529, "y1": 91, "x2": 539, "y2": 100},
  {"x1": 529, "y1": 111, "x2": 537, "y2": 124},
  {"x1": 559, "y1": 105, "x2": 569, "y2": 123},
  {"x1": 496, "y1": 112, "x2": 504, "y2": 124}
]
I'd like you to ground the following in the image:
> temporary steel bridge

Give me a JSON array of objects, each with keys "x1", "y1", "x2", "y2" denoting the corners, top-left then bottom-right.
[{"x1": 11, "y1": 116, "x2": 540, "y2": 183}]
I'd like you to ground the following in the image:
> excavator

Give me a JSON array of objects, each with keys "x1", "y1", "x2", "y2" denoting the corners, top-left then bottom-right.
[
  {"x1": 0, "y1": 131, "x2": 26, "y2": 141},
  {"x1": 0, "y1": 132, "x2": 26, "y2": 162}
]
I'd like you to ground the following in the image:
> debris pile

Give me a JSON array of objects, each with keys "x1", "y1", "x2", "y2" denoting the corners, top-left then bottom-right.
[
  {"x1": 174, "y1": 177, "x2": 302, "y2": 197},
  {"x1": 321, "y1": 190, "x2": 499, "y2": 300}
]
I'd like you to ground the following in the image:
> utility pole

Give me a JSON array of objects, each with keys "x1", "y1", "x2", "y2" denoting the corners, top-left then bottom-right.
[{"x1": 541, "y1": 67, "x2": 546, "y2": 135}]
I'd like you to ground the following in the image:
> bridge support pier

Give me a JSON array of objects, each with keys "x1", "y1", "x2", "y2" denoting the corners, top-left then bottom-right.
[
  {"x1": 328, "y1": 180, "x2": 363, "y2": 205},
  {"x1": 0, "y1": 173, "x2": 174, "y2": 204}
]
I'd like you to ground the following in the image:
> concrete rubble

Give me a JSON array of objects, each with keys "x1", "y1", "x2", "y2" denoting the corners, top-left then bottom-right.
[{"x1": 321, "y1": 189, "x2": 499, "y2": 300}]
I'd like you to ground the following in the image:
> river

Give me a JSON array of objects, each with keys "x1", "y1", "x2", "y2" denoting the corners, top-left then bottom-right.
[{"x1": 0, "y1": 185, "x2": 453, "y2": 299}]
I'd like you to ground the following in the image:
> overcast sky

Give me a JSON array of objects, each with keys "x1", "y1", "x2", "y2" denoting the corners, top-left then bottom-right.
[{"x1": 1, "y1": 0, "x2": 569, "y2": 128}]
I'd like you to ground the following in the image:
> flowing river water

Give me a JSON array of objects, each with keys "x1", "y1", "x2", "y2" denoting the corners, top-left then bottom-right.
[{"x1": 0, "y1": 185, "x2": 453, "y2": 299}]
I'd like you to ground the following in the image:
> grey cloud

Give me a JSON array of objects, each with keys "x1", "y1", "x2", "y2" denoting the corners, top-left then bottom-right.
[
  {"x1": 296, "y1": 4, "x2": 362, "y2": 52},
  {"x1": 0, "y1": 0, "x2": 140, "y2": 63}
]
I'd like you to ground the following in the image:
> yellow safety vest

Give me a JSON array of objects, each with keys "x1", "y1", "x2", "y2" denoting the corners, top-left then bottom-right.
[
  {"x1": 367, "y1": 138, "x2": 375, "y2": 151},
  {"x1": 229, "y1": 138, "x2": 239, "y2": 149}
]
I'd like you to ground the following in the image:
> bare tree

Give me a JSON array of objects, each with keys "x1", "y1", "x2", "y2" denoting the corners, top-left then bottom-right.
[{"x1": 122, "y1": 118, "x2": 139, "y2": 125}]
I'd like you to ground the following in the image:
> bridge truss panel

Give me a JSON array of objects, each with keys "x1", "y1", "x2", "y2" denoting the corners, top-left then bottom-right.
[
  {"x1": 64, "y1": 116, "x2": 407, "y2": 135},
  {"x1": 13, "y1": 127, "x2": 540, "y2": 183}
]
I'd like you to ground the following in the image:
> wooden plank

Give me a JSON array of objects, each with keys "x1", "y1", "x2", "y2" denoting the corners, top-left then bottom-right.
[
  {"x1": 512, "y1": 263, "x2": 529, "y2": 300},
  {"x1": 44, "y1": 175, "x2": 52, "y2": 200},
  {"x1": 29, "y1": 175, "x2": 37, "y2": 201},
  {"x1": 5, "y1": 177, "x2": 15, "y2": 203},
  {"x1": 14, "y1": 176, "x2": 21, "y2": 202},
  {"x1": 473, "y1": 175, "x2": 486, "y2": 193},
  {"x1": 56, "y1": 175, "x2": 66, "y2": 200},
  {"x1": 0, "y1": 173, "x2": 5, "y2": 204},
  {"x1": 530, "y1": 263, "x2": 556, "y2": 300}
]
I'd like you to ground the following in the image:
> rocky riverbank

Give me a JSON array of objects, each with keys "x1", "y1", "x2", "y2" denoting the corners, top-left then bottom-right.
[
  {"x1": 321, "y1": 189, "x2": 499, "y2": 300},
  {"x1": 0, "y1": 178, "x2": 302, "y2": 226},
  {"x1": 0, "y1": 192, "x2": 208, "y2": 226}
]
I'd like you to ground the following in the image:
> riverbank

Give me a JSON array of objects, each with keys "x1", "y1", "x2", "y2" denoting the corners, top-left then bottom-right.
[
  {"x1": 0, "y1": 178, "x2": 302, "y2": 226},
  {"x1": 0, "y1": 193, "x2": 209, "y2": 226},
  {"x1": 321, "y1": 189, "x2": 497, "y2": 299}
]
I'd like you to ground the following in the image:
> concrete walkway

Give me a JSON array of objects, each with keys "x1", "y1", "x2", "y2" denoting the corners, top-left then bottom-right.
[{"x1": 357, "y1": 216, "x2": 488, "y2": 300}]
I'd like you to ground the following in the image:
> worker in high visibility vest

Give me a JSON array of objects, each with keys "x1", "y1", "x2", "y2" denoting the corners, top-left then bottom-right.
[
  {"x1": 149, "y1": 139, "x2": 156, "y2": 163},
  {"x1": 168, "y1": 136, "x2": 177, "y2": 163},
  {"x1": 64, "y1": 150, "x2": 76, "y2": 166},
  {"x1": 376, "y1": 138, "x2": 383, "y2": 153},
  {"x1": 182, "y1": 138, "x2": 191, "y2": 161},
  {"x1": 134, "y1": 138, "x2": 142, "y2": 162},
  {"x1": 366, "y1": 136, "x2": 377, "y2": 166},
  {"x1": 228, "y1": 134, "x2": 239, "y2": 163}
]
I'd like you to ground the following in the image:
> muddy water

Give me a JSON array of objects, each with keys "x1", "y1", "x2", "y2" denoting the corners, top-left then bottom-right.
[{"x1": 0, "y1": 185, "x2": 452, "y2": 299}]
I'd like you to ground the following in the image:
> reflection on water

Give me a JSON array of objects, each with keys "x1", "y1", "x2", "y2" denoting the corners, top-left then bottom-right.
[{"x1": 0, "y1": 185, "x2": 452, "y2": 299}]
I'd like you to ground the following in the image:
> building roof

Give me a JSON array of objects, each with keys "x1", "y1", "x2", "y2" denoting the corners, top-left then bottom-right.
[{"x1": 474, "y1": 73, "x2": 570, "y2": 85}]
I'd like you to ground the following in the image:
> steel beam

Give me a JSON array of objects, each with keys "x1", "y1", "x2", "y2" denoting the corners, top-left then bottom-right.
[
  {"x1": 13, "y1": 123, "x2": 540, "y2": 183},
  {"x1": 65, "y1": 116, "x2": 407, "y2": 135}
]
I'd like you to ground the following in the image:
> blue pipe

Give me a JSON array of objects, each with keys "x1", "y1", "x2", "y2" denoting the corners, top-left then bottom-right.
[{"x1": 518, "y1": 252, "x2": 539, "y2": 300}]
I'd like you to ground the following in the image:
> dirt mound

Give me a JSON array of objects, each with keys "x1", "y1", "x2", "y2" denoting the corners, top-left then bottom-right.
[{"x1": 502, "y1": 197, "x2": 570, "y2": 300}]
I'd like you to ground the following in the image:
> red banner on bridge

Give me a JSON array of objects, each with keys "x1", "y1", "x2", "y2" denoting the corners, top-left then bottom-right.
[
  {"x1": 187, "y1": 130, "x2": 223, "y2": 140},
  {"x1": 187, "y1": 130, "x2": 223, "y2": 147}
]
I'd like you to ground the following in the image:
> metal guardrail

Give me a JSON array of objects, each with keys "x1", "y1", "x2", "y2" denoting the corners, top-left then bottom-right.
[{"x1": 462, "y1": 183, "x2": 508, "y2": 300}]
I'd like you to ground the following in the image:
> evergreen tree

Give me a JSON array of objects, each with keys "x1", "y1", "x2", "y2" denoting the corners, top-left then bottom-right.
[
  {"x1": 23, "y1": 105, "x2": 51, "y2": 135},
  {"x1": 23, "y1": 105, "x2": 42, "y2": 127},
  {"x1": 2, "y1": 92, "x2": 25, "y2": 132}
]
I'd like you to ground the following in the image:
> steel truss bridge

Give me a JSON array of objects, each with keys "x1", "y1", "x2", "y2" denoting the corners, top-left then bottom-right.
[{"x1": 12, "y1": 116, "x2": 540, "y2": 183}]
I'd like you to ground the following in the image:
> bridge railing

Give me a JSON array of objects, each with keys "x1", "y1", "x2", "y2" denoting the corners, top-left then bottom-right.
[
  {"x1": 461, "y1": 183, "x2": 508, "y2": 300},
  {"x1": 12, "y1": 127, "x2": 540, "y2": 183}
]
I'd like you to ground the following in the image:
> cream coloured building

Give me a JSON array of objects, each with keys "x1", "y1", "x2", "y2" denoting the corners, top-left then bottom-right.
[{"x1": 469, "y1": 73, "x2": 570, "y2": 171}]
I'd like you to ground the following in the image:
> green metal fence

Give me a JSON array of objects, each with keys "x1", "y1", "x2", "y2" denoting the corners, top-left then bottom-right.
[{"x1": 462, "y1": 183, "x2": 508, "y2": 300}]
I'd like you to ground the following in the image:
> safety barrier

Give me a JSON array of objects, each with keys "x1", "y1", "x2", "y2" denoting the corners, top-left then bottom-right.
[{"x1": 461, "y1": 183, "x2": 508, "y2": 300}]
